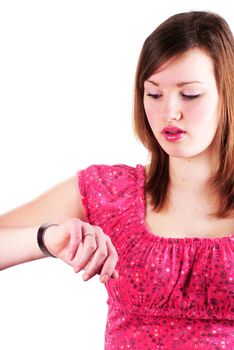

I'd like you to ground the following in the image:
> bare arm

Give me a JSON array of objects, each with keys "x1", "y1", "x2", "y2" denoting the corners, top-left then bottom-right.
[
  {"x1": 0, "y1": 175, "x2": 118, "y2": 281},
  {"x1": 0, "y1": 175, "x2": 84, "y2": 269},
  {"x1": 0, "y1": 175, "x2": 85, "y2": 227},
  {"x1": 0, "y1": 225, "x2": 45, "y2": 269}
]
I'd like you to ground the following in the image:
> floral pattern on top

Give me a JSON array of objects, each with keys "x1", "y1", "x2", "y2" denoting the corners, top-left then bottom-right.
[{"x1": 78, "y1": 164, "x2": 234, "y2": 350}]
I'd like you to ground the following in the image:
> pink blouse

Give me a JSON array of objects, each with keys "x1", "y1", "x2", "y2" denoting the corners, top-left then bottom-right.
[{"x1": 78, "y1": 164, "x2": 234, "y2": 350}]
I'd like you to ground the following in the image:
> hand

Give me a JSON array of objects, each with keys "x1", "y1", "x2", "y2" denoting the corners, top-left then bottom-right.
[{"x1": 44, "y1": 218, "x2": 119, "y2": 283}]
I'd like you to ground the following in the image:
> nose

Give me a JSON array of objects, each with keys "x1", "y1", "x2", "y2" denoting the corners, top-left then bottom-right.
[{"x1": 160, "y1": 97, "x2": 182, "y2": 122}]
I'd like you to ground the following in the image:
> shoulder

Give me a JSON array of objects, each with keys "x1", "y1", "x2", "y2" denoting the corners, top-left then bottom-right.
[
  {"x1": 78, "y1": 163, "x2": 144, "y2": 182},
  {"x1": 78, "y1": 163, "x2": 139, "y2": 174},
  {"x1": 76, "y1": 163, "x2": 146, "y2": 227},
  {"x1": 77, "y1": 163, "x2": 145, "y2": 198}
]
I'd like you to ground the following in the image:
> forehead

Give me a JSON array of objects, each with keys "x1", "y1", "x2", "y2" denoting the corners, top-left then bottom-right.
[{"x1": 147, "y1": 48, "x2": 215, "y2": 84}]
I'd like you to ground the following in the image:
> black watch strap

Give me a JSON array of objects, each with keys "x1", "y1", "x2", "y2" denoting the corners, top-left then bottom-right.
[{"x1": 37, "y1": 223, "x2": 59, "y2": 258}]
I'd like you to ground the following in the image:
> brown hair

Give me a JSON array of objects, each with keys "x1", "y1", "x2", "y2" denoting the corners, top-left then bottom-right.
[{"x1": 133, "y1": 11, "x2": 234, "y2": 218}]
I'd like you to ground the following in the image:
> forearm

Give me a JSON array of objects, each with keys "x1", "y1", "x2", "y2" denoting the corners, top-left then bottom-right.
[{"x1": 0, "y1": 226, "x2": 45, "y2": 270}]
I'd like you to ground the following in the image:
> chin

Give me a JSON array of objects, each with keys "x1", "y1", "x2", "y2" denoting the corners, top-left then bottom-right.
[
  {"x1": 168, "y1": 149, "x2": 208, "y2": 159},
  {"x1": 163, "y1": 147, "x2": 197, "y2": 159},
  {"x1": 168, "y1": 152, "x2": 190, "y2": 158},
  {"x1": 160, "y1": 140, "x2": 207, "y2": 159}
]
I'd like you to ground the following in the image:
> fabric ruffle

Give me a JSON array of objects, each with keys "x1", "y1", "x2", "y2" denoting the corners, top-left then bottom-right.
[{"x1": 77, "y1": 163, "x2": 234, "y2": 349}]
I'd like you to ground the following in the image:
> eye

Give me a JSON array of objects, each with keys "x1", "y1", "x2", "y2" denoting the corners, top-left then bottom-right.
[
  {"x1": 146, "y1": 93, "x2": 162, "y2": 99},
  {"x1": 182, "y1": 94, "x2": 201, "y2": 99}
]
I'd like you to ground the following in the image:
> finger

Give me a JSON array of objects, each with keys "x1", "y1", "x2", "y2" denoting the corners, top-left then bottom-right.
[
  {"x1": 82, "y1": 231, "x2": 108, "y2": 280},
  {"x1": 74, "y1": 224, "x2": 97, "y2": 273},
  {"x1": 111, "y1": 269, "x2": 119, "y2": 279},
  {"x1": 81, "y1": 261, "x2": 119, "y2": 278},
  {"x1": 73, "y1": 222, "x2": 94, "y2": 267},
  {"x1": 72, "y1": 241, "x2": 84, "y2": 269},
  {"x1": 65, "y1": 219, "x2": 82, "y2": 261},
  {"x1": 99, "y1": 236, "x2": 118, "y2": 283}
]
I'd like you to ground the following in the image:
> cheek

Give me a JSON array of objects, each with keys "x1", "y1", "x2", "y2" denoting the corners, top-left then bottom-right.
[
  {"x1": 186, "y1": 104, "x2": 206, "y2": 124},
  {"x1": 143, "y1": 101, "x2": 157, "y2": 128},
  {"x1": 146, "y1": 111, "x2": 158, "y2": 133},
  {"x1": 146, "y1": 111, "x2": 155, "y2": 126},
  {"x1": 186, "y1": 99, "x2": 218, "y2": 127}
]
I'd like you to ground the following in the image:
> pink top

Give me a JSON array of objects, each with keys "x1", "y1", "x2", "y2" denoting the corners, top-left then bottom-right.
[{"x1": 78, "y1": 164, "x2": 234, "y2": 350}]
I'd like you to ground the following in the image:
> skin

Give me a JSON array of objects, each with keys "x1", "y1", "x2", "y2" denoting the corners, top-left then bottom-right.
[
  {"x1": 0, "y1": 49, "x2": 225, "y2": 274},
  {"x1": 0, "y1": 177, "x2": 119, "y2": 282},
  {"x1": 143, "y1": 48, "x2": 220, "y2": 195},
  {"x1": 142, "y1": 48, "x2": 234, "y2": 237}
]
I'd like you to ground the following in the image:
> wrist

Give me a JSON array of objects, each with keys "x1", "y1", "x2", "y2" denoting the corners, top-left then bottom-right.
[{"x1": 37, "y1": 223, "x2": 59, "y2": 258}]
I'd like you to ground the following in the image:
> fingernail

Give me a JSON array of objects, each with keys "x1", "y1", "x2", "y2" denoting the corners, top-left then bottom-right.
[
  {"x1": 100, "y1": 274, "x2": 109, "y2": 283},
  {"x1": 83, "y1": 274, "x2": 89, "y2": 281},
  {"x1": 74, "y1": 265, "x2": 81, "y2": 273}
]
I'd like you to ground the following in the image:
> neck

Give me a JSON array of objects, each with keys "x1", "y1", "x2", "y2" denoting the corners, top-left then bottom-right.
[{"x1": 168, "y1": 154, "x2": 217, "y2": 196}]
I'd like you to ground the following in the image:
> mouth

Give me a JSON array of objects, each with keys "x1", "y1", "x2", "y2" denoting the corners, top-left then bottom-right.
[
  {"x1": 164, "y1": 131, "x2": 185, "y2": 134},
  {"x1": 162, "y1": 127, "x2": 186, "y2": 142},
  {"x1": 162, "y1": 127, "x2": 186, "y2": 134}
]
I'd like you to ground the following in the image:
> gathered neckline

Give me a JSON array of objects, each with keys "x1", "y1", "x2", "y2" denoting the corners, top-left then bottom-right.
[{"x1": 136, "y1": 163, "x2": 234, "y2": 244}]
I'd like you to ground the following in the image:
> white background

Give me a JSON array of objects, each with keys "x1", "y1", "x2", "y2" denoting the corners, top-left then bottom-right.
[{"x1": 0, "y1": 1, "x2": 233, "y2": 349}]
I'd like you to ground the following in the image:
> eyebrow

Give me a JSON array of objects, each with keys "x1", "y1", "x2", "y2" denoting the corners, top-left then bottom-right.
[{"x1": 146, "y1": 80, "x2": 204, "y2": 87}]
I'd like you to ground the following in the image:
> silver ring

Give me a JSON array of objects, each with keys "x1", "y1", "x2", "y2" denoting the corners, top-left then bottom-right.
[{"x1": 83, "y1": 231, "x2": 96, "y2": 238}]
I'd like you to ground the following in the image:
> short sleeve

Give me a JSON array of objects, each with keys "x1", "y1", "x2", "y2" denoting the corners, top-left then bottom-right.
[{"x1": 76, "y1": 164, "x2": 140, "y2": 238}]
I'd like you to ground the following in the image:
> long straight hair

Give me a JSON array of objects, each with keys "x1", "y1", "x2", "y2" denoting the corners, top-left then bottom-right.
[{"x1": 133, "y1": 11, "x2": 234, "y2": 218}]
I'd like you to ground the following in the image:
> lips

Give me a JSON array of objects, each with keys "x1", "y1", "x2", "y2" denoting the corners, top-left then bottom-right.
[
  {"x1": 162, "y1": 126, "x2": 186, "y2": 134},
  {"x1": 162, "y1": 126, "x2": 186, "y2": 142}
]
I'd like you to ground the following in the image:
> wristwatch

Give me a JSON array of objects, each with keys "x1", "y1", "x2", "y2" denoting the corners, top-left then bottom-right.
[{"x1": 37, "y1": 223, "x2": 59, "y2": 258}]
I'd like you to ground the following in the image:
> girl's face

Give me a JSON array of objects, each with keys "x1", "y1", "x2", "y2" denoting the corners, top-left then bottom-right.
[{"x1": 143, "y1": 48, "x2": 219, "y2": 159}]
